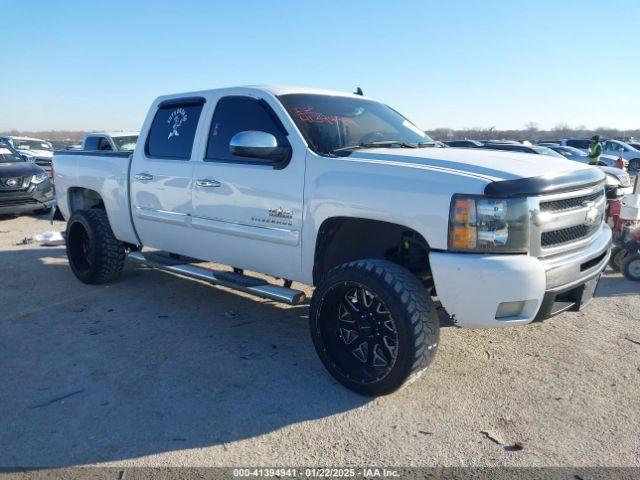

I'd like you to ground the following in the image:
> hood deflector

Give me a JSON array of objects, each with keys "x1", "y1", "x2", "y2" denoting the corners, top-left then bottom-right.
[{"x1": 484, "y1": 168, "x2": 605, "y2": 198}]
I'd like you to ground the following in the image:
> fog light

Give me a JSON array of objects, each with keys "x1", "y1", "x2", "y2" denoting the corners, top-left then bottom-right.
[{"x1": 495, "y1": 301, "x2": 526, "y2": 319}]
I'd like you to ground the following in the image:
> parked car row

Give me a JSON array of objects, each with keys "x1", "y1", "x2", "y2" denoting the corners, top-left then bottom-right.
[
  {"x1": 0, "y1": 131, "x2": 139, "y2": 216},
  {"x1": 0, "y1": 135, "x2": 55, "y2": 173},
  {"x1": 443, "y1": 137, "x2": 640, "y2": 172},
  {"x1": 0, "y1": 140, "x2": 54, "y2": 215}
]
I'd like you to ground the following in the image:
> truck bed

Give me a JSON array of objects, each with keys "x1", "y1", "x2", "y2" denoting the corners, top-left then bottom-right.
[{"x1": 53, "y1": 150, "x2": 138, "y2": 245}]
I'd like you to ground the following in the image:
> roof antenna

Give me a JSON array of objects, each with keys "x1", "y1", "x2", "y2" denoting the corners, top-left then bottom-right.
[{"x1": 354, "y1": 87, "x2": 363, "y2": 96}]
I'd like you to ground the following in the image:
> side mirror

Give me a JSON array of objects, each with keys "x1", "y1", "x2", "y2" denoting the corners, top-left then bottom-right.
[{"x1": 229, "y1": 131, "x2": 291, "y2": 163}]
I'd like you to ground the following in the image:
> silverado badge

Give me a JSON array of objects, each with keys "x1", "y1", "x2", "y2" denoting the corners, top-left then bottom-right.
[{"x1": 268, "y1": 207, "x2": 293, "y2": 219}]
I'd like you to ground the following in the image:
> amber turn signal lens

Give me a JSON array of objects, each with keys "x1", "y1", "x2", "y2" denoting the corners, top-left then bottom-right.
[
  {"x1": 453, "y1": 199, "x2": 475, "y2": 224},
  {"x1": 451, "y1": 225, "x2": 477, "y2": 248}
]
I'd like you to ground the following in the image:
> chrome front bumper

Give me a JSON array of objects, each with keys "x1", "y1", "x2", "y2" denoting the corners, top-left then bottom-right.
[
  {"x1": 430, "y1": 224, "x2": 612, "y2": 328},
  {"x1": 541, "y1": 223, "x2": 612, "y2": 290},
  {"x1": 535, "y1": 224, "x2": 612, "y2": 320}
]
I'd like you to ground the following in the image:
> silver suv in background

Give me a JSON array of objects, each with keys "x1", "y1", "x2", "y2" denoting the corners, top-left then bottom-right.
[
  {"x1": 558, "y1": 138, "x2": 638, "y2": 171},
  {"x1": 539, "y1": 145, "x2": 633, "y2": 198}
]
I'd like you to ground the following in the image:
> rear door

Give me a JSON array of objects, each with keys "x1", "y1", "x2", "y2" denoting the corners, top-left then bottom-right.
[
  {"x1": 130, "y1": 97, "x2": 205, "y2": 255},
  {"x1": 188, "y1": 93, "x2": 306, "y2": 281}
]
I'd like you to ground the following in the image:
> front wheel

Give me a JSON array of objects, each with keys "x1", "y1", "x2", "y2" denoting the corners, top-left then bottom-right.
[
  {"x1": 622, "y1": 254, "x2": 640, "y2": 281},
  {"x1": 310, "y1": 259, "x2": 439, "y2": 396},
  {"x1": 66, "y1": 209, "x2": 126, "y2": 284}
]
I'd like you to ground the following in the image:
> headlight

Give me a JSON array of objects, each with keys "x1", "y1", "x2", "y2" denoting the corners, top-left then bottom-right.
[
  {"x1": 448, "y1": 194, "x2": 530, "y2": 253},
  {"x1": 604, "y1": 173, "x2": 620, "y2": 187},
  {"x1": 31, "y1": 172, "x2": 49, "y2": 184}
]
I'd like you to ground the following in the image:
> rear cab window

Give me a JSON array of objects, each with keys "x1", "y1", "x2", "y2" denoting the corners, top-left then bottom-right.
[
  {"x1": 145, "y1": 97, "x2": 205, "y2": 159},
  {"x1": 84, "y1": 136, "x2": 100, "y2": 150},
  {"x1": 98, "y1": 138, "x2": 112, "y2": 151}
]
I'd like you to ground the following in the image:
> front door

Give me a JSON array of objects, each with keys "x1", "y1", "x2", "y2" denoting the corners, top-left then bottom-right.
[
  {"x1": 130, "y1": 97, "x2": 205, "y2": 255},
  {"x1": 189, "y1": 94, "x2": 306, "y2": 281}
]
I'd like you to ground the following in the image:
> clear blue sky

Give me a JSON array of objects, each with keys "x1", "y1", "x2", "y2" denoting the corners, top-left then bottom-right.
[{"x1": 2, "y1": 0, "x2": 639, "y2": 132}]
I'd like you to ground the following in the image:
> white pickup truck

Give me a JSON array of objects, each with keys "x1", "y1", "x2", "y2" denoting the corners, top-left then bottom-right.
[{"x1": 53, "y1": 86, "x2": 611, "y2": 395}]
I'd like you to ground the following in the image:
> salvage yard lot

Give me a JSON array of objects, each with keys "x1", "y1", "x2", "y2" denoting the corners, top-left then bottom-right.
[{"x1": 1, "y1": 214, "x2": 639, "y2": 467}]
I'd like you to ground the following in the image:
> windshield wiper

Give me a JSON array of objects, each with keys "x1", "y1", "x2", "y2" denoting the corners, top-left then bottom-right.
[{"x1": 329, "y1": 140, "x2": 418, "y2": 155}]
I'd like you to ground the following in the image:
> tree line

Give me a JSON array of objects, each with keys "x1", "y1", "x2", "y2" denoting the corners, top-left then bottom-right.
[
  {"x1": 2, "y1": 125, "x2": 640, "y2": 147},
  {"x1": 427, "y1": 124, "x2": 640, "y2": 142}
]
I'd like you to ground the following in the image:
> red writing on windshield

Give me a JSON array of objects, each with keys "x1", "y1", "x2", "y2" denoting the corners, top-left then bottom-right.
[{"x1": 293, "y1": 106, "x2": 354, "y2": 125}]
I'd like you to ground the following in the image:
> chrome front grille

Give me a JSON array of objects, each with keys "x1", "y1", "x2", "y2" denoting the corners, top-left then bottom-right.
[
  {"x1": 530, "y1": 183, "x2": 606, "y2": 257},
  {"x1": 541, "y1": 223, "x2": 601, "y2": 248},
  {"x1": 539, "y1": 190, "x2": 603, "y2": 213}
]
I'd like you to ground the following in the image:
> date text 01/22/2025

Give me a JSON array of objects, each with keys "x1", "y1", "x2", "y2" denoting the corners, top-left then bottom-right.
[{"x1": 232, "y1": 468, "x2": 400, "y2": 477}]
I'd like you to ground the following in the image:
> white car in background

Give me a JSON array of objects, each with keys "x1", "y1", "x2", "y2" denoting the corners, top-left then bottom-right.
[
  {"x1": 602, "y1": 139, "x2": 640, "y2": 172},
  {"x1": 82, "y1": 131, "x2": 139, "y2": 152},
  {"x1": 0, "y1": 135, "x2": 54, "y2": 172},
  {"x1": 554, "y1": 139, "x2": 629, "y2": 169}
]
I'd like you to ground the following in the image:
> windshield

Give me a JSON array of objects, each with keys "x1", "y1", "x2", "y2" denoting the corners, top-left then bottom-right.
[
  {"x1": 12, "y1": 139, "x2": 53, "y2": 151},
  {"x1": 556, "y1": 146, "x2": 587, "y2": 156},
  {"x1": 112, "y1": 135, "x2": 138, "y2": 151},
  {"x1": 531, "y1": 146, "x2": 564, "y2": 158},
  {"x1": 0, "y1": 144, "x2": 24, "y2": 162},
  {"x1": 278, "y1": 94, "x2": 433, "y2": 155}
]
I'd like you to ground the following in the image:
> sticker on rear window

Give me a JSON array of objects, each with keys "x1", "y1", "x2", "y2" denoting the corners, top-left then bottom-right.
[{"x1": 167, "y1": 108, "x2": 188, "y2": 139}]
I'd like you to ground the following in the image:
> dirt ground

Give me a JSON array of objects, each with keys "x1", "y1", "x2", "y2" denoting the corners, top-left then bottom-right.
[{"x1": 0, "y1": 213, "x2": 639, "y2": 468}]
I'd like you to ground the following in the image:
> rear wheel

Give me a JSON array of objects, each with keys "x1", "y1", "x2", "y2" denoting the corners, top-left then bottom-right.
[
  {"x1": 622, "y1": 254, "x2": 640, "y2": 281},
  {"x1": 66, "y1": 209, "x2": 126, "y2": 284},
  {"x1": 310, "y1": 259, "x2": 439, "y2": 396}
]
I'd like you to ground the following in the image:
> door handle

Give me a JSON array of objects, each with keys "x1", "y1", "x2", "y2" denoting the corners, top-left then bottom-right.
[
  {"x1": 134, "y1": 173, "x2": 154, "y2": 182},
  {"x1": 195, "y1": 178, "x2": 221, "y2": 188}
]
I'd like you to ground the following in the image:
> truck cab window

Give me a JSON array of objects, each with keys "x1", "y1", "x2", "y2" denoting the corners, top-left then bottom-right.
[
  {"x1": 98, "y1": 138, "x2": 112, "y2": 151},
  {"x1": 206, "y1": 96, "x2": 289, "y2": 162},
  {"x1": 146, "y1": 103, "x2": 203, "y2": 159},
  {"x1": 84, "y1": 136, "x2": 100, "y2": 151}
]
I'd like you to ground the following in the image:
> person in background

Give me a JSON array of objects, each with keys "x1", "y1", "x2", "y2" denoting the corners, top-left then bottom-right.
[{"x1": 588, "y1": 135, "x2": 603, "y2": 165}]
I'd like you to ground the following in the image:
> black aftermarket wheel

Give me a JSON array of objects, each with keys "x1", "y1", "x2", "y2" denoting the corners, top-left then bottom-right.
[
  {"x1": 310, "y1": 259, "x2": 439, "y2": 396},
  {"x1": 66, "y1": 209, "x2": 126, "y2": 284}
]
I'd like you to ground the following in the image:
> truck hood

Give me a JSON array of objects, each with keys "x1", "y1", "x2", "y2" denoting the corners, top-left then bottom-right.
[
  {"x1": 0, "y1": 161, "x2": 42, "y2": 177},
  {"x1": 347, "y1": 147, "x2": 594, "y2": 183}
]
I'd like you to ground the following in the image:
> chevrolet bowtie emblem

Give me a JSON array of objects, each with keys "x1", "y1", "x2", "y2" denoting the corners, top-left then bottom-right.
[{"x1": 584, "y1": 202, "x2": 600, "y2": 225}]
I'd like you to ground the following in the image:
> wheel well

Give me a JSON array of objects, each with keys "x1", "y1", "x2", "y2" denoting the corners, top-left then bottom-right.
[
  {"x1": 68, "y1": 187, "x2": 105, "y2": 213},
  {"x1": 313, "y1": 217, "x2": 431, "y2": 286}
]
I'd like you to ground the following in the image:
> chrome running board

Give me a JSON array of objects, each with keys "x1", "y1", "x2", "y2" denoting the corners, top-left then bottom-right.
[{"x1": 128, "y1": 251, "x2": 305, "y2": 305}]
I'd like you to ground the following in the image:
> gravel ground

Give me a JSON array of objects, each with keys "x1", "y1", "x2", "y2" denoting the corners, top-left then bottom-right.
[{"x1": 0, "y1": 213, "x2": 639, "y2": 468}]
